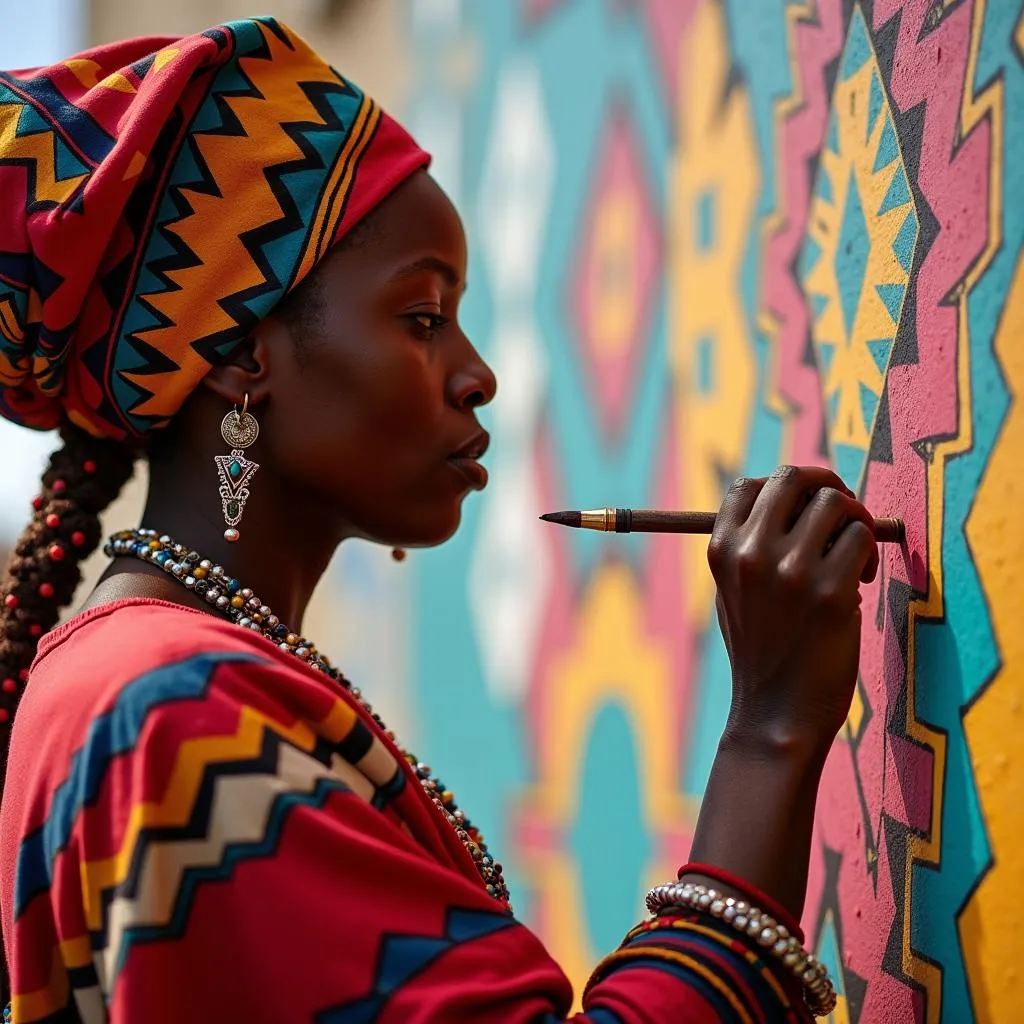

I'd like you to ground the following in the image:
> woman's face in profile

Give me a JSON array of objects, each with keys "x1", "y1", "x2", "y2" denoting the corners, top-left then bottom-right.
[{"x1": 257, "y1": 171, "x2": 497, "y2": 549}]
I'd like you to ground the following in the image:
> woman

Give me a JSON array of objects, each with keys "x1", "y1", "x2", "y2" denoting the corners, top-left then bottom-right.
[{"x1": 0, "y1": 19, "x2": 879, "y2": 1023}]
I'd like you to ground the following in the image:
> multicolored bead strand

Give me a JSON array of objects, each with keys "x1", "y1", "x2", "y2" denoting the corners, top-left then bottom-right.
[{"x1": 105, "y1": 528, "x2": 510, "y2": 905}]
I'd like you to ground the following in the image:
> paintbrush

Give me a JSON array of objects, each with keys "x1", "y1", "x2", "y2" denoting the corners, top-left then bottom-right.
[{"x1": 539, "y1": 507, "x2": 905, "y2": 543}]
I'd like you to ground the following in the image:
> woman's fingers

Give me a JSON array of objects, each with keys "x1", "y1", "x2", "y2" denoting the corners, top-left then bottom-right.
[
  {"x1": 746, "y1": 465, "x2": 853, "y2": 539},
  {"x1": 826, "y1": 519, "x2": 879, "y2": 587}
]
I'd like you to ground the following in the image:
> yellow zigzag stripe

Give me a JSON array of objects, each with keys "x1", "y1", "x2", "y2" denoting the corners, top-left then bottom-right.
[
  {"x1": 79, "y1": 700, "x2": 344, "y2": 931},
  {"x1": 127, "y1": 21, "x2": 343, "y2": 420},
  {"x1": 0, "y1": 103, "x2": 87, "y2": 206},
  {"x1": 961, "y1": 19, "x2": 1023, "y2": 1003}
]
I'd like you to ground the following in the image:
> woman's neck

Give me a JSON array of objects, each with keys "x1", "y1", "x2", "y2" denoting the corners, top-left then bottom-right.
[{"x1": 96, "y1": 461, "x2": 346, "y2": 634}]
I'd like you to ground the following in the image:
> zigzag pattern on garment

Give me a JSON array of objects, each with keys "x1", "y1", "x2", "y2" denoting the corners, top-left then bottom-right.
[{"x1": 314, "y1": 908, "x2": 519, "y2": 1022}]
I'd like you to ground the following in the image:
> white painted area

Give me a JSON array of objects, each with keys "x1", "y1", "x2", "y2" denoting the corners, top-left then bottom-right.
[
  {"x1": 0, "y1": 0, "x2": 83, "y2": 543},
  {"x1": 469, "y1": 57, "x2": 553, "y2": 702}
]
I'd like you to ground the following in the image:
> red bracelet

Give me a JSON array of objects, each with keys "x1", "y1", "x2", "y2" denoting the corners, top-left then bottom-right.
[{"x1": 677, "y1": 862, "x2": 804, "y2": 943}]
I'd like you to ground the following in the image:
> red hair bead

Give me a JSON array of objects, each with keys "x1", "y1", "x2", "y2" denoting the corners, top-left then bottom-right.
[
  {"x1": 52, "y1": 479, "x2": 66, "y2": 494},
  {"x1": 29, "y1": 624, "x2": 42, "y2": 637},
  {"x1": 46, "y1": 513, "x2": 61, "y2": 529},
  {"x1": 4, "y1": 594, "x2": 18, "y2": 609},
  {"x1": 2, "y1": 678, "x2": 16, "y2": 693},
  {"x1": 31, "y1": 496, "x2": 44, "y2": 510},
  {"x1": 83, "y1": 460, "x2": 97, "y2": 474},
  {"x1": 39, "y1": 582, "x2": 55, "y2": 599},
  {"x1": 0, "y1": 709, "x2": 9, "y2": 724},
  {"x1": 72, "y1": 531, "x2": 86, "y2": 547},
  {"x1": 19, "y1": 668, "x2": 29, "y2": 682},
  {"x1": 48, "y1": 544, "x2": 65, "y2": 562}
]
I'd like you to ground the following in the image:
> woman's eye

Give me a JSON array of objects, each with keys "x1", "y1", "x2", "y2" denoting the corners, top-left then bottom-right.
[{"x1": 408, "y1": 313, "x2": 448, "y2": 337}]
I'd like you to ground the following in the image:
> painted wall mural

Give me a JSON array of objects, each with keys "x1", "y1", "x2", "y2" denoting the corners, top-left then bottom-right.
[{"x1": 406, "y1": 1, "x2": 1023, "y2": 1021}]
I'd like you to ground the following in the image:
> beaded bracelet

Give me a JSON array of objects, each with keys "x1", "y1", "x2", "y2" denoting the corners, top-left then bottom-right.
[{"x1": 646, "y1": 881, "x2": 837, "y2": 1017}]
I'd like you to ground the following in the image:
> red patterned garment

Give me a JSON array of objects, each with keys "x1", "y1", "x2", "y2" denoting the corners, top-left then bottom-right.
[{"x1": 0, "y1": 599, "x2": 812, "y2": 1023}]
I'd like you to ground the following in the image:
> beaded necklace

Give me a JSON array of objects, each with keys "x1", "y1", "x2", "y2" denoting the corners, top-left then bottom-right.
[{"x1": 105, "y1": 528, "x2": 510, "y2": 905}]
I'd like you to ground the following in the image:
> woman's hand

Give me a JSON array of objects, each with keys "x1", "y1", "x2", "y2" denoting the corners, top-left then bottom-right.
[
  {"x1": 708, "y1": 465, "x2": 879, "y2": 755},
  {"x1": 686, "y1": 465, "x2": 880, "y2": 920}
]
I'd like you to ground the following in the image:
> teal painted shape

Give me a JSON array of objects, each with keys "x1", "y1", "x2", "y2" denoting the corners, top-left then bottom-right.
[
  {"x1": 814, "y1": 913, "x2": 847, "y2": 1005},
  {"x1": 811, "y1": 293, "x2": 830, "y2": 320},
  {"x1": 799, "y1": 234, "x2": 823, "y2": 282},
  {"x1": 570, "y1": 703, "x2": 651, "y2": 956},
  {"x1": 827, "y1": 389, "x2": 841, "y2": 427},
  {"x1": 867, "y1": 70, "x2": 884, "y2": 140},
  {"x1": 826, "y1": 110, "x2": 840, "y2": 154},
  {"x1": 873, "y1": 117, "x2": 899, "y2": 172},
  {"x1": 818, "y1": 340, "x2": 837, "y2": 380},
  {"x1": 867, "y1": 337, "x2": 894, "y2": 373},
  {"x1": 859, "y1": 382, "x2": 880, "y2": 431},
  {"x1": 878, "y1": 166, "x2": 911, "y2": 215},
  {"x1": 876, "y1": 281, "x2": 906, "y2": 322},
  {"x1": 892, "y1": 208, "x2": 918, "y2": 273},
  {"x1": 816, "y1": 163, "x2": 834, "y2": 204},
  {"x1": 835, "y1": 170, "x2": 871, "y2": 339},
  {"x1": 841, "y1": 7, "x2": 873, "y2": 80},
  {"x1": 696, "y1": 188, "x2": 716, "y2": 252},
  {"x1": 833, "y1": 442, "x2": 866, "y2": 489},
  {"x1": 696, "y1": 335, "x2": 715, "y2": 394}
]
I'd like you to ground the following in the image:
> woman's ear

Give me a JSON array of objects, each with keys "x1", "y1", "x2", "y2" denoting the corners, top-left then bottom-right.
[{"x1": 200, "y1": 317, "x2": 284, "y2": 407}]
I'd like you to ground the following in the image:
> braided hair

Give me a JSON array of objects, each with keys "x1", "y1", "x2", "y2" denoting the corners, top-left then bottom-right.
[{"x1": 0, "y1": 424, "x2": 136, "y2": 1001}]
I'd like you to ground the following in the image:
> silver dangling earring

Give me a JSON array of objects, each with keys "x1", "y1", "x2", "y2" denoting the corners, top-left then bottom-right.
[{"x1": 215, "y1": 393, "x2": 260, "y2": 543}]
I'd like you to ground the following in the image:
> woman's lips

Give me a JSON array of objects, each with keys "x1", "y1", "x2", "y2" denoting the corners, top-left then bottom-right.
[{"x1": 446, "y1": 456, "x2": 488, "y2": 490}]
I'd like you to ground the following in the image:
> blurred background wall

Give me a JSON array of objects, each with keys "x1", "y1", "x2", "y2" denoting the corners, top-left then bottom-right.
[{"x1": 1, "y1": 2, "x2": 1021, "y2": 1022}]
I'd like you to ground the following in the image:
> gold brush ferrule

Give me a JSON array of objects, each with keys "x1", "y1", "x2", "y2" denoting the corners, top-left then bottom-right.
[{"x1": 579, "y1": 508, "x2": 615, "y2": 531}]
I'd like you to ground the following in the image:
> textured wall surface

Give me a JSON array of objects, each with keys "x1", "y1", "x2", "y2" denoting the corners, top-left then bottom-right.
[{"x1": 408, "y1": 2, "x2": 1023, "y2": 1021}]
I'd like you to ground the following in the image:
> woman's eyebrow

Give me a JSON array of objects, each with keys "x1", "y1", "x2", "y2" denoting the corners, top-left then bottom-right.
[{"x1": 389, "y1": 256, "x2": 462, "y2": 288}]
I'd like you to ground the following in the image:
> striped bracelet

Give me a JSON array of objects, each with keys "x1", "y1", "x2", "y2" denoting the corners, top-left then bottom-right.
[{"x1": 646, "y1": 881, "x2": 837, "y2": 1017}]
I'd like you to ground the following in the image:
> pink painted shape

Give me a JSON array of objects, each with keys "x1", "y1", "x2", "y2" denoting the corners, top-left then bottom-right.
[
  {"x1": 570, "y1": 112, "x2": 661, "y2": 440},
  {"x1": 761, "y1": 0, "x2": 844, "y2": 469},
  {"x1": 791, "y1": 2, "x2": 990, "y2": 1017},
  {"x1": 639, "y1": 0, "x2": 704, "y2": 109},
  {"x1": 521, "y1": 0, "x2": 572, "y2": 22}
]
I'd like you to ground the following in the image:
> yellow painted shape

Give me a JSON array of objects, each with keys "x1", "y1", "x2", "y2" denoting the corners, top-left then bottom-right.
[
  {"x1": 802, "y1": 55, "x2": 914, "y2": 465},
  {"x1": 0, "y1": 103, "x2": 88, "y2": 205},
  {"x1": 961, "y1": 212, "x2": 1024, "y2": 1019},
  {"x1": 590, "y1": 192, "x2": 640, "y2": 356},
  {"x1": 517, "y1": 562, "x2": 695, "y2": 1001},
  {"x1": 668, "y1": 0, "x2": 760, "y2": 625}
]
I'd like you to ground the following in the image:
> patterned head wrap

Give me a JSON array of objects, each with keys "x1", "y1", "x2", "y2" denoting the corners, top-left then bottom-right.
[{"x1": 0, "y1": 18, "x2": 430, "y2": 439}]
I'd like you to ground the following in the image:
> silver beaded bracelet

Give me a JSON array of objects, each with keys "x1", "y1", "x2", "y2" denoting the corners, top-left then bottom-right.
[{"x1": 645, "y1": 881, "x2": 837, "y2": 1018}]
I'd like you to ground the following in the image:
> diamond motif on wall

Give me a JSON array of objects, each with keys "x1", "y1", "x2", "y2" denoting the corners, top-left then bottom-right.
[
  {"x1": 569, "y1": 110, "x2": 660, "y2": 440},
  {"x1": 799, "y1": 7, "x2": 919, "y2": 493}
]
